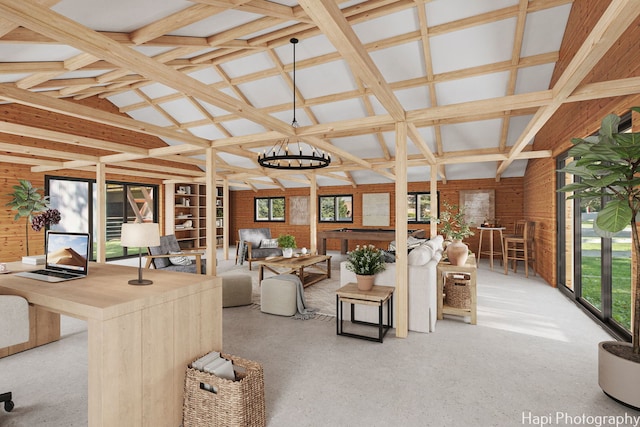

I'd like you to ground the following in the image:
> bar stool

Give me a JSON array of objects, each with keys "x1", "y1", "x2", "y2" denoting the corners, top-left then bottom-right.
[{"x1": 503, "y1": 221, "x2": 536, "y2": 277}]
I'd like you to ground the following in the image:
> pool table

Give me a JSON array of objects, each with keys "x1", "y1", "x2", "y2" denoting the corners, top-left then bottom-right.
[{"x1": 318, "y1": 228, "x2": 426, "y2": 254}]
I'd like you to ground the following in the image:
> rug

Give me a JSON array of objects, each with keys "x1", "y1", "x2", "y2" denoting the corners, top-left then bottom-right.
[{"x1": 216, "y1": 257, "x2": 344, "y2": 317}]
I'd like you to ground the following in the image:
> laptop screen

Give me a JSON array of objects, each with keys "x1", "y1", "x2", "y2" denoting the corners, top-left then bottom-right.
[{"x1": 45, "y1": 231, "x2": 91, "y2": 274}]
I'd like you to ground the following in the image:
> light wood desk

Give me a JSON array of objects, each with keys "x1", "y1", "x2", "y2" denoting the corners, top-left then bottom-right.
[{"x1": 0, "y1": 262, "x2": 222, "y2": 427}]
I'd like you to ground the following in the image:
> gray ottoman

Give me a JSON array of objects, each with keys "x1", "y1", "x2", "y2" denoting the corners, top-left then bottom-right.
[
  {"x1": 260, "y1": 276, "x2": 297, "y2": 316},
  {"x1": 222, "y1": 274, "x2": 253, "y2": 308}
]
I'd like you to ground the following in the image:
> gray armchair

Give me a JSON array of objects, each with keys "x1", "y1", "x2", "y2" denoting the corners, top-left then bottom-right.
[
  {"x1": 236, "y1": 228, "x2": 282, "y2": 270},
  {"x1": 0, "y1": 295, "x2": 30, "y2": 412},
  {"x1": 145, "y1": 234, "x2": 206, "y2": 274}
]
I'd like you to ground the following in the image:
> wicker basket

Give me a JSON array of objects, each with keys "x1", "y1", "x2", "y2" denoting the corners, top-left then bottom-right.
[
  {"x1": 444, "y1": 273, "x2": 471, "y2": 309},
  {"x1": 183, "y1": 353, "x2": 266, "y2": 427}
]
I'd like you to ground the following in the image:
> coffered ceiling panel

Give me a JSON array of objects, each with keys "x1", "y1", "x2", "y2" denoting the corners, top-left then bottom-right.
[{"x1": 0, "y1": 0, "x2": 636, "y2": 190}]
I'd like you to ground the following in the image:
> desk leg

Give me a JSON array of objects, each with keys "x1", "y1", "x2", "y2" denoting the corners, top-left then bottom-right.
[
  {"x1": 341, "y1": 238, "x2": 348, "y2": 254},
  {"x1": 258, "y1": 265, "x2": 264, "y2": 284},
  {"x1": 319, "y1": 238, "x2": 326, "y2": 255}
]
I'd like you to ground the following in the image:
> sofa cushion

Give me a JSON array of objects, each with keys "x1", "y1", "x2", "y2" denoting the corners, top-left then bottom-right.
[
  {"x1": 408, "y1": 244, "x2": 434, "y2": 266},
  {"x1": 251, "y1": 247, "x2": 283, "y2": 259},
  {"x1": 169, "y1": 251, "x2": 192, "y2": 266},
  {"x1": 260, "y1": 238, "x2": 278, "y2": 248}
]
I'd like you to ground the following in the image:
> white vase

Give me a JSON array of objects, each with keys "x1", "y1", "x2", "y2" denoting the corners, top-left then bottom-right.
[
  {"x1": 282, "y1": 247, "x2": 293, "y2": 258},
  {"x1": 446, "y1": 240, "x2": 468, "y2": 266}
]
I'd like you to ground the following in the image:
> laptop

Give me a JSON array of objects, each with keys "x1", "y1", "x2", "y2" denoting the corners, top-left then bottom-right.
[{"x1": 16, "y1": 231, "x2": 91, "y2": 283}]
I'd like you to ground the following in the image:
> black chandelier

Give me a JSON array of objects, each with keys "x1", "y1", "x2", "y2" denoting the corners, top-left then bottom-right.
[{"x1": 258, "y1": 38, "x2": 331, "y2": 170}]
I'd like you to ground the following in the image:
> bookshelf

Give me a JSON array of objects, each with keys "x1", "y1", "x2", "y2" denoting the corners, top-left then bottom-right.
[{"x1": 165, "y1": 182, "x2": 225, "y2": 250}]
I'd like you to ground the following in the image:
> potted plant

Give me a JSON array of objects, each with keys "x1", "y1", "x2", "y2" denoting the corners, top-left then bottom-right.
[
  {"x1": 558, "y1": 108, "x2": 640, "y2": 409},
  {"x1": 6, "y1": 179, "x2": 60, "y2": 256},
  {"x1": 277, "y1": 234, "x2": 297, "y2": 258},
  {"x1": 345, "y1": 244, "x2": 386, "y2": 291},
  {"x1": 435, "y1": 201, "x2": 474, "y2": 266}
]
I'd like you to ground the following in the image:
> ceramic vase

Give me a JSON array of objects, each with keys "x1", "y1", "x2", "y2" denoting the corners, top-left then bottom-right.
[
  {"x1": 446, "y1": 240, "x2": 469, "y2": 266},
  {"x1": 282, "y1": 247, "x2": 293, "y2": 258},
  {"x1": 356, "y1": 274, "x2": 375, "y2": 291}
]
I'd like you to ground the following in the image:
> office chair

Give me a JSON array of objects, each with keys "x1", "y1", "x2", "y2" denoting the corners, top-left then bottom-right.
[{"x1": 0, "y1": 295, "x2": 30, "y2": 412}]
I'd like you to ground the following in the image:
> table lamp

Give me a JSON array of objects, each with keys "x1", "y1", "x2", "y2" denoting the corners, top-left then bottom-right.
[{"x1": 121, "y1": 222, "x2": 161, "y2": 285}]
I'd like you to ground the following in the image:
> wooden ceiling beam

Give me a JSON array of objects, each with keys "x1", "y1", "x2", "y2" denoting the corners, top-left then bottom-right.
[{"x1": 497, "y1": 0, "x2": 640, "y2": 176}]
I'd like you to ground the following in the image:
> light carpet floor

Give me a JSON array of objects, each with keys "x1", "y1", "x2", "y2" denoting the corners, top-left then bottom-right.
[{"x1": 1, "y1": 256, "x2": 639, "y2": 426}]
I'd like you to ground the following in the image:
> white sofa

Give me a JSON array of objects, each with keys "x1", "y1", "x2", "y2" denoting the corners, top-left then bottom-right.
[{"x1": 339, "y1": 236, "x2": 444, "y2": 333}]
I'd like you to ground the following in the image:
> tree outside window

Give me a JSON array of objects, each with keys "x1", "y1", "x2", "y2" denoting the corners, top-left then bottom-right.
[{"x1": 319, "y1": 195, "x2": 353, "y2": 223}]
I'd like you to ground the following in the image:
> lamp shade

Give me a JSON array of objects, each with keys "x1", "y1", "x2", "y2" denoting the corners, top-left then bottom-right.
[{"x1": 120, "y1": 223, "x2": 161, "y2": 247}]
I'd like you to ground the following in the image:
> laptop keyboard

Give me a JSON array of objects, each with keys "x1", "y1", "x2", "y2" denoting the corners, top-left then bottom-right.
[{"x1": 32, "y1": 269, "x2": 78, "y2": 279}]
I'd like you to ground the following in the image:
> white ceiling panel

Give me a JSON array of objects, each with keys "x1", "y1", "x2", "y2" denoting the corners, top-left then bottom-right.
[
  {"x1": 440, "y1": 119, "x2": 503, "y2": 152},
  {"x1": 139, "y1": 82, "x2": 179, "y2": 99},
  {"x1": 276, "y1": 34, "x2": 337, "y2": 62},
  {"x1": 506, "y1": 115, "x2": 535, "y2": 147},
  {"x1": 331, "y1": 134, "x2": 386, "y2": 159},
  {"x1": 237, "y1": 75, "x2": 291, "y2": 109},
  {"x1": 353, "y1": 8, "x2": 419, "y2": 44},
  {"x1": 430, "y1": 18, "x2": 517, "y2": 74},
  {"x1": 187, "y1": 67, "x2": 224, "y2": 85},
  {"x1": 106, "y1": 91, "x2": 144, "y2": 108},
  {"x1": 169, "y1": 9, "x2": 261, "y2": 37},
  {"x1": 425, "y1": 0, "x2": 518, "y2": 26},
  {"x1": 189, "y1": 124, "x2": 227, "y2": 140},
  {"x1": 159, "y1": 99, "x2": 206, "y2": 123},
  {"x1": 436, "y1": 71, "x2": 510, "y2": 106},
  {"x1": 221, "y1": 118, "x2": 268, "y2": 136},
  {"x1": 0, "y1": 44, "x2": 82, "y2": 62},
  {"x1": 308, "y1": 98, "x2": 367, "y2": 123},
  {"x1": 52, "y1": 0, "x2": 191, "y2": 32},
  {"x1": 515, "y1": 63, "x2": 555, "y2": 94},
  {"x1": 394, "y1": 86, "x2": 431, "y2": 112},
  {"x1": 296, "y1": 60, "x2": 357, "y2": 99},
  {"x1": 220, "y1": 51, "x2": 275, "y2": 79},
  {"x1": 443, "y1": 162, "x2": 498, "y2": 181},
  {"x1": 370, "y1": 41, "x2": 426, "y2": 84},
  {"x1": 127, "y1": 107, "x2": 174, "y2": 127},
  {"x1": 521, "y1": 4, "x2": 573, "y2": 57}
]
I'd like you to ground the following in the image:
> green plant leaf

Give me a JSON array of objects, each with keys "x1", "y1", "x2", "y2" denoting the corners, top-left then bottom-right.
[
  {"x1": 599, "y1": 114, "x2": 620, "y2": 140},
  {"x1": 596, "y1": 200, "x2": 632, "y2": 233}
]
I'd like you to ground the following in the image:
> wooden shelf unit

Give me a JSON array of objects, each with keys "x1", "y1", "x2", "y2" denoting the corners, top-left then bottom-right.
[{"x1": 165, "y1": 182, "x2": 225, "y2": 250}]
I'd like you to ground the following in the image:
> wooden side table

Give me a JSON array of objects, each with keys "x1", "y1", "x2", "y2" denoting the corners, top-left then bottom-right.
[
  {"x1": 476, "y1": 226, "x2": 505, "y2": 270},
  {"x1": 436, "y1": 255, "x2": 477, "y2": 324},
  {"x1": 336, "y1": 283, "x2": 394, "y2": 343}
]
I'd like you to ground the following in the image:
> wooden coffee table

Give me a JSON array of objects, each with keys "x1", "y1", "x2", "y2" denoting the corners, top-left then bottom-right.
[{"x1": 257, "y1": 255, "x2": 331, "y2": 288}]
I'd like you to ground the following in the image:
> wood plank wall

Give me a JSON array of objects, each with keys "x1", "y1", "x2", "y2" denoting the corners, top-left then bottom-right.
[
  {"x1": 229, "y1": 177, "x2": 524, "y2": 255},
  {"x1": 0, "y1": 97, "x2": 167, "y2": 262},
  {"x1": 525, "y1": 0, "x2": 640, "y2": 287},
  {"x1": 0, "y1": 164, "x2": 162, "y2": 261}
]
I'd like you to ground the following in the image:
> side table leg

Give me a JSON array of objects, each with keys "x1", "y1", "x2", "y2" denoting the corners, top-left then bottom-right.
[{"x1": 378, "y1": 300, "x2": 383, "y2": 343}]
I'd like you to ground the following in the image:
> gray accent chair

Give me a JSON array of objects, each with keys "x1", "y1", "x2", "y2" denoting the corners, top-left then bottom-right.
[
  {"x1": 236, "y1": 228, "x2": 282, "y2": 270},
  {"x1": 145, "y1": 234, "x2": 206, "y2": 274}
]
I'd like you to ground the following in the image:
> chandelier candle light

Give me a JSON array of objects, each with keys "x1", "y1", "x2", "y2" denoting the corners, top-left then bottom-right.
[{"x1": 258, "y1": 38, "x2": 331, "y2": 170}]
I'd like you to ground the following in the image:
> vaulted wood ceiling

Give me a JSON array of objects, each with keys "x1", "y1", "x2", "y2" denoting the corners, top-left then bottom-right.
[{"x1": 0, "y1": 0, "x2": 639, "y2": 190}]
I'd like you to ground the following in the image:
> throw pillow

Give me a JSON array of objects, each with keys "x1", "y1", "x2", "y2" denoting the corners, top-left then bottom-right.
[
  {"x1": 260, "y1": 238, "x2": 278, "y2": 248},
  {"x1": 407, "y1": 244, "x2": 434, "y2": 266},
  {"x1": 169, "y1": 251, "x2": 192, "y2": 266}
]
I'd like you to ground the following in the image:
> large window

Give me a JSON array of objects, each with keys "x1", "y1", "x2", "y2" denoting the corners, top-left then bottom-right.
[
  {"x1": 556, "y1": 114, "x2": 632, "y2": 339},
  {"x1": 254, "y1": 197, "x2": 285, "y2": 221},
  {"x1": 407, "y1": 192, "x2": 437, "y2": 223},
  {"x1": 319, "y1": 195, "x2": 353, "y2": 222},
  {"x1": 46, "y1": 176, "x2": 158, "y2": 260}
]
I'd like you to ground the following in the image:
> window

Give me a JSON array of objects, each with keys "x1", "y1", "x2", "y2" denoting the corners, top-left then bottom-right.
[
  {"x1": 319, "y1": 195, "x2": 353, "y2": 222},
  {"x1": 556, "y1": 113, "x2": 632, "y2": 340},
  {"x1": 46, "y1": 176, "x2": 158, "y2": 261},
  {"x1": 254, "y1": 197, "x2": 285, "y2": 221},
  {"x1": 407, "y1": 192, "x2": 437, "y2": 223}
]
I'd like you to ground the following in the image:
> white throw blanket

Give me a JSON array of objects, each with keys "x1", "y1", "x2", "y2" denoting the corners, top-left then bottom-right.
[{"x1": 274, "y1": 274, "x2": 318, "y2": 320}]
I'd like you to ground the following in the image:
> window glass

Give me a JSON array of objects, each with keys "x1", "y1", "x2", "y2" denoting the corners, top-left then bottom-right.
[
  {"x1": 255, "y1": 197, "x2": 285, "y2": 222},
  {"x1": 319, "y1": 195, "x2": 352, "y2": 222}
]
